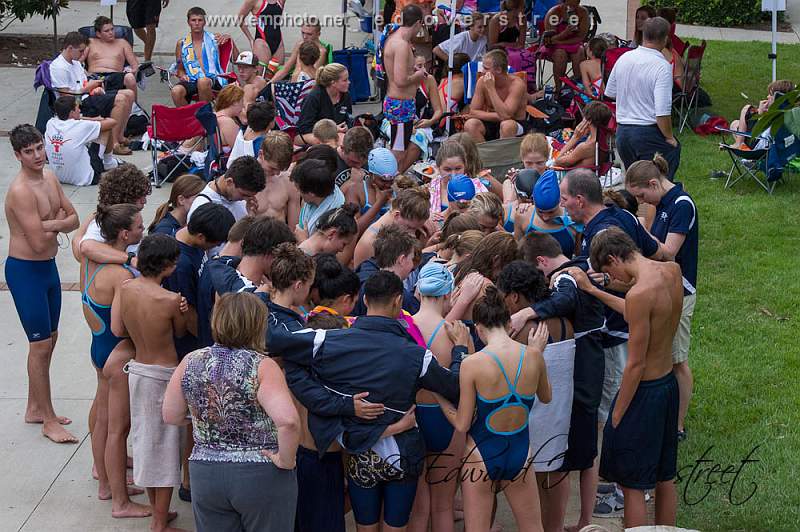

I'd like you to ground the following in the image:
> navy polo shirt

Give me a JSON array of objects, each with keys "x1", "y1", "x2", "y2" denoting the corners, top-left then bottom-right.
[
  {"x1": 650, "y1": 183, "x2": 698, "y2": 297},
  {"x1": 150, "y1": 212, "x2": 181, "y2": 237},
  {"x1": 163, "y1": 241, "x2": 207, "y2": 358},
  {"x1": 581, "y1": 205, "x2": 660, "y2": 347},
  {"x1": 196, "y1": 255, "x2": 256, "y2": 347}
]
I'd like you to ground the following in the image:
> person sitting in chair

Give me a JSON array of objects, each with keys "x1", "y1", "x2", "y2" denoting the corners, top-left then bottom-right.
[
  {"x1": 86, "y1": 16, "x2": 140, "y2": 96},
  {"x1": 49, "y1": 31, "x2": 134, "y2": 156},
  {"x1": 271, "y1": 19, "x2": 330, "y2": 82},
  {"x1": 554, "y1": 101, "x2": 613, "y2": 169},
  {"x1": 462, "y1": 49, "x2": 528, "y2": 143},
  {"x1": 730, "y1": 79, "x2": 795, "y2": 148},
  {"x1": 233, "y1": 51, "x2": 267, "y2": 113},
  {"x1": 541, "y1": 0, "x2": 589, "y2": 94},
  {"x1": 171, "y1": 6, "x2": 231, "y2": 106}
]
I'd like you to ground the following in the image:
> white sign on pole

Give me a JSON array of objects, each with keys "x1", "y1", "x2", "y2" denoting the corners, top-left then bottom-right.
[
  {"x1": 762, "y1": 0, "x2": 785, "y2": 11},
  {"x1": 100, "y1": 0, "x2": 117, "y2": 6}
]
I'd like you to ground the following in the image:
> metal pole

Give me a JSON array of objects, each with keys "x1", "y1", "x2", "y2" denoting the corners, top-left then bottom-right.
[
  {"x1": 110, "y1": 5, "x2": 114, "y2": 22},
  {"x1": 444, "y1": 0, "x2": 457, "y2": 134},
  {"x1": 771, "y1": 0, "x2": 778, "y2": 81},
  {"x1": 52, "y1": 0, "x2": 58, "y2": 55}
]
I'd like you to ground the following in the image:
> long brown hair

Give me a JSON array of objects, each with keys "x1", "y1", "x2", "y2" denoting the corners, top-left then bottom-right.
[
  {"x1": 454, "y1": 231, "x2": 518, "y2": 285},
  {"x1": 148, "y1": 174, "x2": 205, "y2": 233}
]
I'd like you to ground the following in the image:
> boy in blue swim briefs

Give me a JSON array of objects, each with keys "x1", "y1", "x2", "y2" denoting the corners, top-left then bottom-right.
[
  {"x1": 569, "y1": 228, "x2": 683, "y2": 528},
  {"x1": 5, "y1": 124, "x2": 80, "y2": 444}
]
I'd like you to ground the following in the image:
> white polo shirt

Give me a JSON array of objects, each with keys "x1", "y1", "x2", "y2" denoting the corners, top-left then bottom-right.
[{"x1": 605, "y1": 46, "x2": 673, "y2": 125}]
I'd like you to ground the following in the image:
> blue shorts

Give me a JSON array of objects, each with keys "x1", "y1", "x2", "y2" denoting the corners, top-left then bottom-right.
[
  {"x1": 415, "y1": 403, "x2": 455, "y2": 453},
  {"x1": 295, "y1": 446, "x2": 345, "y2": 532},
  {"x1": 599, "y1": 371, "x2": 679, "y2": 490},
  {"x1": 5, "y1": 257, "x2": 61, "y2": 342},
  {"x1": 348, "y1": 476, "x2": 418, "y2": 528}
]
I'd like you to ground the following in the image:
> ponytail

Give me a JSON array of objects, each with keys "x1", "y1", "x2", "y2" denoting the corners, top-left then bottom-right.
[
  {"x1": 625, "y1": 153, "x2": 669, "y2": 188},
  {"x1": 147, "y1": 173, "x2": 205, "y2": 233}
]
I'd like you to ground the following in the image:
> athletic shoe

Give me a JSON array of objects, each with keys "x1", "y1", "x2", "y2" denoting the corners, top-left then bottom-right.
[
  {"x1": 593, "y1": 492, "x2": 624, "y2": 518},
  {"x1": 103, "y1": 157, "x2": 122, "y2": 170},
  {"x1": 678, "y1": 429, "x2": 688, "y2": 442},
  {"x1": 596, "y1": 482, "x2": 616, "y2": 496}
]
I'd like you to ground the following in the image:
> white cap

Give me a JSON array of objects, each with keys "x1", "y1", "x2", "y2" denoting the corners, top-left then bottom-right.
[{"x1": 235, "y1": 51, "x2": 259, "y2": 67}]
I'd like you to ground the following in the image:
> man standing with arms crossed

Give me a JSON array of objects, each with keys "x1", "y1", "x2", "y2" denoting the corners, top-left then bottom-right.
[
  {"x1": 5, "y1": 124, "x2": 80, "y2": 444},
  {"x1": 571, "y1": 227, "x2": 683, "y2": 528},
  {"x1": 606, "y1": 16, "x2": 680, "y2": 180},
  {"x1": 382, "y1": 5, "x2": 428, "y2": 162}
]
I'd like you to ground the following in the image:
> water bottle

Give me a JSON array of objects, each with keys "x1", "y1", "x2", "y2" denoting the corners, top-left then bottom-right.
[{"x1": 544, "y1": 85, "x2": 554, "y2": 103}]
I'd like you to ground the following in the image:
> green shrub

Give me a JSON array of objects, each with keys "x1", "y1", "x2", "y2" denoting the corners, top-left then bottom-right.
[
  {"x1": 0, "y1": 0, "x2": 69, "y2": 30},
  {"x1": 644, "y1": 0, "x2": 776, "y2": 28}
]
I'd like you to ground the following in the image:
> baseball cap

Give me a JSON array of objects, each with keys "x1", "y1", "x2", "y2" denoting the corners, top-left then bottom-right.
[
  {"x1": 515, "y1": 169, "x2": 540, "y2": 200},
  {"x1": 368, "y1": 148, "x2": 398, "y2": 180},
  {"x1": 235, "y1": 51, "x2": 259, "y2": 67},
  {"x1": 533, "y1": 169, "x2": 560, "y2": 210},
  {"x1": 447, "y1": 175, "x2": 476, "y2": 202}
]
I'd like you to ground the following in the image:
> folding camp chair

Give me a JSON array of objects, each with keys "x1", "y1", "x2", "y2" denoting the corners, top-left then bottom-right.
[
  {"x1": 78, "y1": 25, "x2": 134, "y2": 46},
  {"x1": 718, "y1": 126, "x2": 799, "y2": 194},
  {"x1": 476, "y1": 137, "x2": 523, "y2": 181},
  {"x1": 194, "y1": 103, "x2": 225, "y2": 181},
  {"x1": 673, "y1": 40, "x2": 707, "y2": 134},
  {"x1": 149, "y1": 102, "x2": 207, "y2": 187}
]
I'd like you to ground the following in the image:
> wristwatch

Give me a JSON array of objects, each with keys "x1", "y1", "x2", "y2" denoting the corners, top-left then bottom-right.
[{"x1": 125, "y1": 251, "x2": 135, "y2": 266}]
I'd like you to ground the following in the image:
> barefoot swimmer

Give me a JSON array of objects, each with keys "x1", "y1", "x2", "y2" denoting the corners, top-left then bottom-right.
[
  {"x1": 112, "y1": 234, "x2": 189, "y2": 532},
  {"x1": 5, "y1": 124, "x2": 80, "y2": 444},
  {"x1": 567, "y1": 227, "x2": 683, "y2": 528}
]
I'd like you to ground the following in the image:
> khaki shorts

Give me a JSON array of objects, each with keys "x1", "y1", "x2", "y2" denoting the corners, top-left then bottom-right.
[
  {"x1": 598, "y1": 341, "x2": 628, "y2": 424},
  {"x1": 672, "y1": 294, "x2": 696, "y2": 365}
]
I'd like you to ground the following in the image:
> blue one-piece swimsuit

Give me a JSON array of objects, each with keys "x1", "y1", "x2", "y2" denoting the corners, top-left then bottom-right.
[
  {"x1": 82, "y1": 262, "x2": 128, "y2": 369},
  {"x1": 525, "y1": 212, "x2": 581, "y2": 258},
  {"x1": 415, "y1": 319, "x2": 456, "y2": 453},
  {"x1": 469, "y1": 345, "x2": 536, "y2": 481}
]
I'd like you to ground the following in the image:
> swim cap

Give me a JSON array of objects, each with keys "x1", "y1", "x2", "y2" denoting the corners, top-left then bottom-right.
[
  {"x1": 418, "y1": 261, "x2": 454, "y2": 297},
  {"x1": 533, "y1": 169, "x2": 560, "y2": 210},
  {"x1": 368, "y1": 148, "x2": 398, "y2": 180},
  {"x1": 447, "y1": 175, "x2": 476, "y2": 202},
  {"x1": 515, "y1": 169, "x2": 540, "y2": 200}
]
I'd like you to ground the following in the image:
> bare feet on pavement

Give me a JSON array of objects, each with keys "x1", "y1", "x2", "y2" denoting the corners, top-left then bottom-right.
[
  {"x1": 111, "y1": 501, "x2": 152, "y2": 519},
  {"x1": 99, "y1": 485, "x2": 145, "y2": 500},
  {"x1": 42, "y1": 420, "x2": 79, "y2": 443},
  {"x1": 25, "y1": 411, "x2": 72, "y2": 425}
]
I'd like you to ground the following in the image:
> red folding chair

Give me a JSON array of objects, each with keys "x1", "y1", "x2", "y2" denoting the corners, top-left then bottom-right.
[
  {"x1": 673, "y1": 40, "x2": 707, "y2": 133},
  {"x1": 149, "y1": 102, "x2": 207, "y2": 187}
]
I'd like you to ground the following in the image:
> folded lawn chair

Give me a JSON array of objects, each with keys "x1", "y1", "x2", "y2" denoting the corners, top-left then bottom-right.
[
  {"x1": 149, "y1": 102, "x2": 207, "y2": 187},
  {"x1": 673, "y1": 40, "x2": 707, "y2": 134},
  {"x1": 718, "y1": 126, "x2": 799, "y2": 194},
  {"x1": 194, "y1": 102, "x2": 225, "y2": 182},
  {"x1": 477, "y1": 137, "x2": 523, "y2": 181}
]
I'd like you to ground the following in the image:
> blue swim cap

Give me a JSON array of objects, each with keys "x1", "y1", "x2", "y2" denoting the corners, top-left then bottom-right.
[
  {"x1": 533, "y1": 169, "x2": 560, "y2": 211},
  {"x1": 447, "y1": 175, "x2": 476, "y2": 202},
  {"x1": 368, "y1": 148, "x2": 398, "y2": 179},
  {"x1": 418, "y1": 261, "x2": 454, "y2": 297}
]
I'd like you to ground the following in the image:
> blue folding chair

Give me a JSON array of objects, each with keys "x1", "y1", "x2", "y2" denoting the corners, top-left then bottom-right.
[{"x1": 718, "y1": 126, "x2": 799, "y2": 194}]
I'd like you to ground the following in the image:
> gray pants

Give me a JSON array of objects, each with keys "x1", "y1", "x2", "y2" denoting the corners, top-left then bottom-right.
[{"x1": 190, "y1": 460, "x2": 297, "y2": 532}]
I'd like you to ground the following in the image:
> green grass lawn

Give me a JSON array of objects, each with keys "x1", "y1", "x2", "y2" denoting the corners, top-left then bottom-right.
[{"x1": 669, "y1": 40, "x2": 800, "y2": 531}]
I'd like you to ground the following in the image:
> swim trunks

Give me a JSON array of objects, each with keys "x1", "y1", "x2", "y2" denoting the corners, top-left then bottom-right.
[
  {"x1": 5, "y1": 257, "x2": 61, "y2": 342},
  {"x1": 383, "y1": 96, "x2": 415, "y2": 151},
  {"x1": 599, "y1": 371, "x2": 679, "y2": 490}
]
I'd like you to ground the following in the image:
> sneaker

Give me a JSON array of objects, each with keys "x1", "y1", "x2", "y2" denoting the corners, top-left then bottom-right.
[
  {"x1": 596, "y1": 482, "x2": 616, "y2": 496},
  {"x1": 593, "y1": 492, "x2": 624, "y2": 518},
  {"x1": 103, "y1": 157, "x2": 122, "y2": 170},
  {"x1": 677, "y1": 429, "x2": 688, "y2": 442}
]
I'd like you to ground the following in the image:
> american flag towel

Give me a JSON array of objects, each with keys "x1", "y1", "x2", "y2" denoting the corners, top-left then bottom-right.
[{"x1": 273, "y1": 79, "x2": 315, "y2": 130}]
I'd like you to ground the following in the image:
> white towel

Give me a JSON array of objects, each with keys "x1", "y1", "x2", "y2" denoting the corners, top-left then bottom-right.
[
  {"x1": 529, "y1": 339, "x2": 575, "y2": 472},
  {"x1": 126, "y1": 361, "x2": 182, "y2": 488}
]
